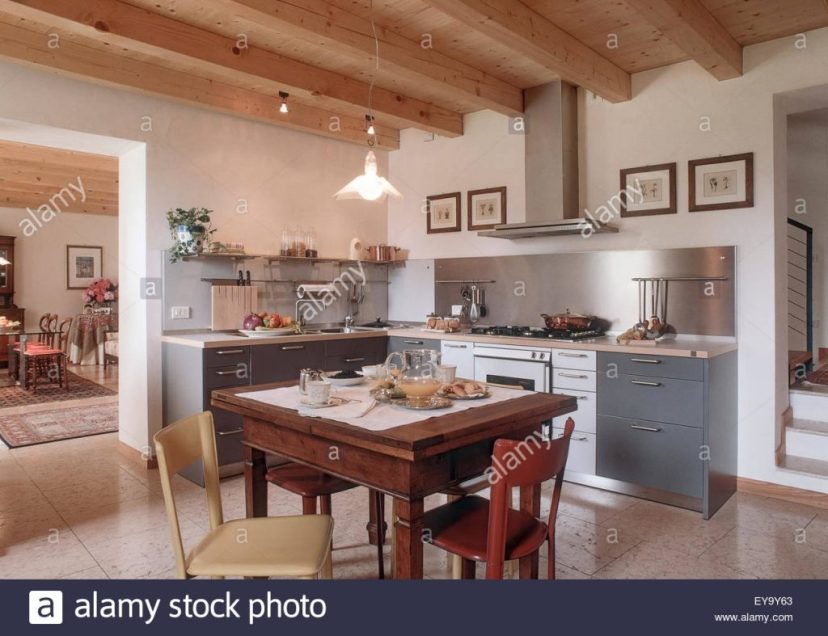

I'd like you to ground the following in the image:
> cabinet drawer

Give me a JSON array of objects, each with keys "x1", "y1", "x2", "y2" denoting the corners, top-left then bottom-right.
[
  {"x1": 553, "y1": 369, "x2": 596, "y2": 392},
  {"x1": 324, "y1": 337, "x2": 386, "y2": 358},
  {"x1": 551, "y1": 348, "x2": 596, "y2": 371},
  {"x1": 204, "y1": 363, "x2": 250, "y2": 390},
  {"x1": 204, "y1": 346, "x2": 249, "y2": 369},
  {"x1": 552, "y1": 389, "x2": 596, "y2": 434},
  {"x1": 552, "y1": 427, "x2": 595, "y2": 475},
  {"x1": 598, "y1": 372, "x2": 703, "y2": 428},
  {"x1": 597, "y1": 415, "x2": 703, "y2": 498},
  {"x1": 212, "y1": 409, "x2": 244, "y2": 465},
  {"x1": 599, "y1": 352, "x2": 703, "y2": 381},
  {"x1": 251, "y1": 341, "x2": 325, "y2": 384},
  {"x1": 388, "y1": 336, "x2": 441, "y2": 353}
]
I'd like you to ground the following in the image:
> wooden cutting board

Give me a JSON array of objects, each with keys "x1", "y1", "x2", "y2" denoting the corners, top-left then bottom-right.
[{"x1": 211, "y1": 285, "x2": 258, "y2": 331}]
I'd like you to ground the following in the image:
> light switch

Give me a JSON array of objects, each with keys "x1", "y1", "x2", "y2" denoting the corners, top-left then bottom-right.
[{"x1": 171, "y1": 306, "x2": 191, "y2": 320}]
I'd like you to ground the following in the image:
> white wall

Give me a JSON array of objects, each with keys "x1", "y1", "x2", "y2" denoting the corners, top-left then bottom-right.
[
  {"x1": 389, "y1": 29, "x2": 828, "y2": 493},
  {"x1": 787, "y1": 115, "x2": 828, "y2": 355},
  {"x1": 0, "y1": 208, "x2": 118, "y2": 328},
  {"x1": 0, "y1": 60, "x2": 389, "y2": 453}
]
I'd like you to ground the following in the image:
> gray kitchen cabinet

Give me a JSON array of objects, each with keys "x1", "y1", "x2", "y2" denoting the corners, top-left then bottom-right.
[
  {"x1": 251, "y1": 340, "x2": 325, "y2": 384},
  {"x1": 387, "y1": 335, "x2": 441, "y2": 355},
  {"x1": 595, "y1": 350, "x2": 737, "y2": 518},
  {"x1": 323, "y1": 336, "x2": 386, "y2": 372},
  {"x1": 162, "y1": 342, "x2": 252, "y2": 485}
]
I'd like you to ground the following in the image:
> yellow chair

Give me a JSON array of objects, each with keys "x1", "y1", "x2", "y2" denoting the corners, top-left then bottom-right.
[{"x1": 154, "y1": 412, "x2": 334, "y2": 579}]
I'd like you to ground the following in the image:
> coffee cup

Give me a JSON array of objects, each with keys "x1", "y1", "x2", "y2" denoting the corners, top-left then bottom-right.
[
  {"x1": 307, "y1": 380, "x2": 332, "y2": 405},
  {"x1": 436, "y1": 364, "x2": 457, "y2": 384}
]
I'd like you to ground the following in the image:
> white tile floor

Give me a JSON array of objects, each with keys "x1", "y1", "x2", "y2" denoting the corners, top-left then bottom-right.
[{"x1": 2, "y1": 429, "x2": 828, "y2": 579}]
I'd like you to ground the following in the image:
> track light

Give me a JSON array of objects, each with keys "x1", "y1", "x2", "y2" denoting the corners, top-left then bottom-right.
[{"x1": 279, "y1": 91, "x2": 289, "y2": 114}]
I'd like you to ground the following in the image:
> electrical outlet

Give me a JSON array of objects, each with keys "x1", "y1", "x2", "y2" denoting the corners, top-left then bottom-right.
[{"x1": 171, "y1": 306, "x2": 191, "y2": 320}]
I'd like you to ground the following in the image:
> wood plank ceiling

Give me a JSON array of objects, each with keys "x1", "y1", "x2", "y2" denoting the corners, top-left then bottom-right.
[
  {"x1": 0, "y1": 139, "x2": 119, "y2": 215},
  {"x1": 0, "y1": 0, "x2": 825, "y2": 149}
]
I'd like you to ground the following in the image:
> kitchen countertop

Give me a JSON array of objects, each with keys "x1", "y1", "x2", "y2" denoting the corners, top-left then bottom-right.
[{"x1": 162, "y1": 326, "x2": 736, "y2": 358}]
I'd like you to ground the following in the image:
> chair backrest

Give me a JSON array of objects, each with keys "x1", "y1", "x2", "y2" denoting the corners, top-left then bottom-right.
[
  {"x1": 484, "y1": 417, "x2": 575, "y2": 580},
  {"x1": 58, "y1": 318, "x2": 73, "y2": 353},
  {"x1": 38, "y1": 313, "x2": 51, "y2": 331},
  {"x1": 37, "y1": 314, "x2": 59, "y2": 346},
  {"x1": 153, "y1": 412, "x2": 224, "y2": 578}
]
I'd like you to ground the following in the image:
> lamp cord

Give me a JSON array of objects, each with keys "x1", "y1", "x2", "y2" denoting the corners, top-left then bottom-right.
[{"x1": 367, "y1": 0, "x2": 379, "y2": 147}]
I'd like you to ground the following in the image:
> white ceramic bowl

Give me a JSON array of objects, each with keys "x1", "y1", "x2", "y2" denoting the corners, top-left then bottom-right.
[{"x1": 360, "y1": 364, "x2": 384, "y2": 379}]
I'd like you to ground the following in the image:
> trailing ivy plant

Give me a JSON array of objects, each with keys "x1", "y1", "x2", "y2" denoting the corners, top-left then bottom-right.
[{"x1": 166, "y1": 207, "x2": 216, "y2": 263}]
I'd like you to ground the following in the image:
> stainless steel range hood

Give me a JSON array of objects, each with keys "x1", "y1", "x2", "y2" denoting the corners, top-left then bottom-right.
[{"x1": 478, "y1": 82, "x2": 618, "y2": 238}]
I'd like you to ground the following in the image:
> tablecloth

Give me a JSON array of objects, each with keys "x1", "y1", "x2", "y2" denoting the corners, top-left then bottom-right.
[{"x1": 67, "y1": 313, "x2": 118, "y2": 365}]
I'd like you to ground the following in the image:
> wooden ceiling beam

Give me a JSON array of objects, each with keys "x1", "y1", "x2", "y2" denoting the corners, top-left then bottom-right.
[
  {"x1": 422, "y1": 0, "x2": 631, "y2": 102},
  {"x1": 220, "y1": 0, "x2": 524, "y2": 115},
  {"x1": 624, "y1": 0, "x2": 743, "y2": 79},
  {"x1": 5, "y1": 0, "x2": 463, "y2": 137},
  {"x1": 0, "y1": 18, "x2": 400, "y2": 150}
]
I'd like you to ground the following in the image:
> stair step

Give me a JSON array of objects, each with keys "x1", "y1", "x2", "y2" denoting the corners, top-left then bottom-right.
[
  {"x1": 790, "y1": 419, "x2": 828, "y2": 435},
  {"x1": 780, "y1": 455, "x2": 828, "y2": 480},
  {"x1": 786, "y1": 424, "x2": 828, "y2": 461},
  {"x1": 789, "y1": 390, "x2": 828, "y2": 422}
]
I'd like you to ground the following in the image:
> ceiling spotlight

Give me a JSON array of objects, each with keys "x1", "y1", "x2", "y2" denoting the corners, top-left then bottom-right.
[
  {"x1": 365, "y1": 114, "x2": 376, "y2": 136},
  {"x1": 279, "y1": 91, "x2": 289, "y2": 114}
]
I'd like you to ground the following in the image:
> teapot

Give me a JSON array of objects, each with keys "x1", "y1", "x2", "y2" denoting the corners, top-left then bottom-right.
[
  {"x1": 384, "y1": 349, "x2": 442, "y2": 399},
  {"x1": 299, "y1": 368, "x2": 325, "y2": 394}
]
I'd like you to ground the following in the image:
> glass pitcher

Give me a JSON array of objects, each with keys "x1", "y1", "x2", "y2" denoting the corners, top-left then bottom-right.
[{"x1": 384, "y1": 349, "x2": 442, "y2": 399}]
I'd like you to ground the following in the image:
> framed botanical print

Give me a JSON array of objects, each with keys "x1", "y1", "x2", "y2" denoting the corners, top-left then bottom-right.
[
  {"x1": 468, "y1": 187, "x2": 507, "y2": 230},
  {"x1": 619, "y1": 163, "x2": 677, "y2": 217},
  {"x1": 689, "y1": 152, "x2": 754, "y2": 212},
  {"x1": 426, "y1": 192, "x2": 461, "y2": 234},
  {"x1": 67, "y1": 245, "x2": 103, "y2": 289}
]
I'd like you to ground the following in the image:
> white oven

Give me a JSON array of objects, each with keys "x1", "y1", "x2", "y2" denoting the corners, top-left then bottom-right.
[{"x1": 472, "y1": 344, "x2": 550, "y2": 392}]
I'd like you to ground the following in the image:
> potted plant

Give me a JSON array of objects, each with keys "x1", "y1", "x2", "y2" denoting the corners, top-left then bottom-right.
[{"x1": 166, "y1": 207, "x2": 216, "y2": 263}]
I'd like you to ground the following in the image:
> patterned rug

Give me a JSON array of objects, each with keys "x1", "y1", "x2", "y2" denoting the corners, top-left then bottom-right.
[
  {"x1": 0, "y1": 372, "x2": 115, "y2": 408},
  {"x1": 0, "y1": 399, "x2": 118, "y2": 448},
  {"x1": 806, "y1": 364, "x2": 828, "y2": 386}
]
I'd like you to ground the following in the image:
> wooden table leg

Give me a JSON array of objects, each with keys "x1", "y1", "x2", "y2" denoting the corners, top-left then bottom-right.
[
  {"x1": 244, "y1": 444, "x2": 268, "y2": 518},
  {"x1": 393, "y1": 498, "x2": 424, "y2": 580},
  {"x1": 366, "y1": 489, "x2": 387, "y2": 546},
  {"x1": 519, "y1": 483, "x2": 541, "y2": 579}
]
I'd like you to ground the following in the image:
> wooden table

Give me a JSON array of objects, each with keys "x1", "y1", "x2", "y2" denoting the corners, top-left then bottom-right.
[{"x1": 212, "y1": 383, "x2": 577, "y2": 579}]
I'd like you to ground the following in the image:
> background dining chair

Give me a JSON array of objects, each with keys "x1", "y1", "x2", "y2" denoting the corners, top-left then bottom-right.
[
  {"x1": 421, "y1": 417, "x2": 575, "y2": 580},
  {"x1": 155, "y1": 412, "x2": 334, "y2": 579},
  {"x1": 265, "y1": 464, "x2": 388, "y2": 578}
]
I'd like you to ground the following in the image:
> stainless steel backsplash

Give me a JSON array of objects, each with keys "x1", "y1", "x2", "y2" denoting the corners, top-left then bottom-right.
[{"x1": 434, "y1": 246, "x2": 736, "y2": 336}]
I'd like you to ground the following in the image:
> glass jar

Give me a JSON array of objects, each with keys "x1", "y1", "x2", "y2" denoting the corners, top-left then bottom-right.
[{"x1": 305, "y1": 227, "x2": 318, "y2": 258}]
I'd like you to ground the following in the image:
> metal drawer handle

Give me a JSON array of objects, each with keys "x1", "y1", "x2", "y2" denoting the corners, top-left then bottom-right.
[
  {"x1": 281, "y1": 345, "x2": 305, "y2": 351},
  {"x1": 631, "y1": 358, "x2": 661, "y2": 364},
  {"x1": 558, "y1": 372, "x2": 589, "y2": 379},
  {"x1": 630, "y1": 424, "x2": 662, "y2": 433},
  {"x1": 345, "y1": 357, "x2": 366, "y2": 363},
  {"x1": 631, "y1": 380, "x2": 662, "y2": 387},
  {"x1": 571, "y1": 436, "x2": 589, "y2": 442},
  {"x1": 217, "y1": 428, "x2": 243, "y2": 436},
  {"x1": 445, "y1": 344, "x2": 468, "y2": 349},
  {"x1": 576, "y1": 395, "x2": 589, "y2": 400},
  {"x1": 403, "y1": 340, "x2": 424, "y2": 345},
  {"x1": 558, "y1": 352, "x2": 588, "y2": 358},
  {"x1": 216, "y1": 349, "x2": 244, "y2": 356},
  {"x1": 215, "y1": 369, "x2": 242, "y2": 376}
]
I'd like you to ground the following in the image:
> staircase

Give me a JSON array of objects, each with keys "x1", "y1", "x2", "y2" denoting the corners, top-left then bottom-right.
[{"x1": 782, "y1": 385, "x2": 828, "y2": 478}]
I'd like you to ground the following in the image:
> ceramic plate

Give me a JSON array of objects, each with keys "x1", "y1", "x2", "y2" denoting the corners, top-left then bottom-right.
[
  {"x1": 442, "y1": 391, "x2": 491, "y2": 400},
  {"x1": 239, "y1": 327, "x2": 295, "y2": 338},
  {"x1": 323, "y1": 373, "x2": 365, "y2": 387},
  {"x1": 299, "y1": 396, "x2": 350, "y2": 409},
  {"x1": 394, "y1": 396, "x2": 452, "y2": 410}
]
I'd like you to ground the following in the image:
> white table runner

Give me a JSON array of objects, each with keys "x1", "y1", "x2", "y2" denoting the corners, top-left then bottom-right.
[{"x1": 237, "y1": 384, "x2": 529, "y2": 432}]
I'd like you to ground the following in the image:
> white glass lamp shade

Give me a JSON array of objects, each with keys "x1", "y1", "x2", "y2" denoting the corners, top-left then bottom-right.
[{"x1": 335, "y1": 151, "x2": 402, "y2": 202}]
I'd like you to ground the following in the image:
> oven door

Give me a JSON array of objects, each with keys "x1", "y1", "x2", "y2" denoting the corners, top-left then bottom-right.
[{"x1": 473, "y1": 354, "x2": 550, "y2": 392}]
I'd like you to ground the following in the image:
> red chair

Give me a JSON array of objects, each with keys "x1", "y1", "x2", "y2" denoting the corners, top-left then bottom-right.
[
  {"x1": 14, "y1": 315, "x2": 70, "y2": 392},
  {"x1": 421, "y1": 417, "x2": 575, "y2": 580},
  {"x1": 266, "y1": 464, "x2": 388, "y2": 578}
]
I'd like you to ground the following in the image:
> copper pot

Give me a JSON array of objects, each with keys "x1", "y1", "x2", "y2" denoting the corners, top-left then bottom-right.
[{"x1": 541, "y1": 311, "x2": 594, "y2": 330}]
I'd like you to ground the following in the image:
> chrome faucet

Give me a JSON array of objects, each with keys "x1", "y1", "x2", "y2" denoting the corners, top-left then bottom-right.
[{"x1": 344, "y1": 315, "x2": 355, "y2": 330}]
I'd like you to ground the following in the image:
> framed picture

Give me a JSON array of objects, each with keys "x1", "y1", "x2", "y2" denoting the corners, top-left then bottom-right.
[
  {"x1": 468, "y1": 187, "x2": 507, "y2": 230},
  {"x1": 689, "y1": 152, "x2": 754, "y2": 212},
  {"x1": 426, "y1": 192, "x2": 461, "y2": 234},
  {"x1": 67, "y1": 245, "x2": 103, "y2": 289},
  {"x1": 619, "y1": 163, "x2": 677, "y2": 217}
]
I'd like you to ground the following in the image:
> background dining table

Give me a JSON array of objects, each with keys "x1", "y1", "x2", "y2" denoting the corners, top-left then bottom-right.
[
  {"x1": 67, "y1": 313, "x2": 118, "y2": 365},
  {"x1": 212, "y1": 381, "x2": 577, "y2": 579}
]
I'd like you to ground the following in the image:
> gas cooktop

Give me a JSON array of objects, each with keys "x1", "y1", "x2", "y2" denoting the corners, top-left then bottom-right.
[{"x1": 470, "y1": 325, "x2": 605, "y2": 342}]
